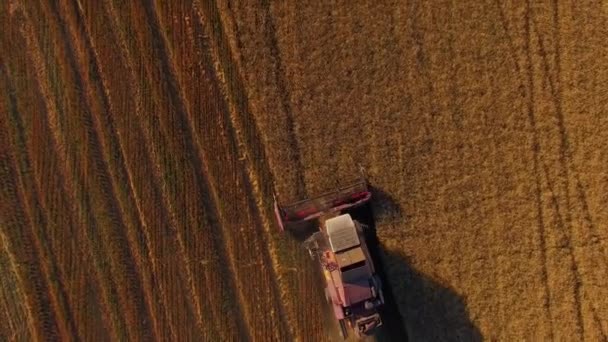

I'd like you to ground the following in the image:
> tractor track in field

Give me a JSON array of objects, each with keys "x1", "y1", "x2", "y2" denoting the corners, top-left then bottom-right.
[
  {"x1": 157, "y1": 0, "x2": 298, "y2": 339},
  {"x1": 3, "y1": 59, "x2": 112, "y2": 340},
  {"x1": 1, "y1": 66, "x2": 82, "y2": 341},
  {"x1": 17, "y1": 7, "x2": 127, "y2": 339},
  {"x1": 213, "y1": 1, "x2": 334, "y2": 338},
  {"x1": 97, "y1": 1, "x2": 201, "y2": 339},
  {"x1": 524, "y1": 2, "x2": 608, "y2": 337},
  {"x1": 494, "y1": 2, "x2": 554, "y2": 334},
  {"x1": 525, "y1": 6, "x2": 587, "y2": 339},
  {"x1": 99, "y1": 1, "x2": 239, "y2": 339},
  {"x1": 488, "y1": 1, "x2": 608, "y2": 338},
  {"x1": 123, "y1": 1, "x2": 212, "y2": 338},
  {"x1": 0, "y1": 70, "x2": 55, "y2": 341},
  {"x1": 56, "y1": 1, "x2": 179, "y2": 339},
  {"x1": 1, "y1": 86, "x2": 68, "y2": 342},
  {"x1": 192, "y1": 0, "x2": 299, "y2": 339},
  {"x1": 138, "y1": 1, "x2": 252, "y2": 339},
  {"x1": 47, "y1": 2, "x2": 160, "y2": 340},
  {"x1": 526, "y1": 1, "x2": 607, "y2": 340},
  {"x1": 258, "y1": 0, "x2": 308, "y2": 200}
]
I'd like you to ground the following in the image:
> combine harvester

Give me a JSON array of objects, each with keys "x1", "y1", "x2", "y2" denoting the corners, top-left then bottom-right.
[{"x1": 274, "y1": 176, "x2": 385, "y2": 339}]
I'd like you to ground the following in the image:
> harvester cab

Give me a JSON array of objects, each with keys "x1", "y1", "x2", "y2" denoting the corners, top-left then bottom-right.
[{"x1": 273, "y1": 176, "x2": 385, "y2": 339}]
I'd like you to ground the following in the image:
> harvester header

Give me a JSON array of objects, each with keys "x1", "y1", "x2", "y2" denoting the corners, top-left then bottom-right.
[{"x1": 273, "y1": 176, "x2": 371, "y2": 234}]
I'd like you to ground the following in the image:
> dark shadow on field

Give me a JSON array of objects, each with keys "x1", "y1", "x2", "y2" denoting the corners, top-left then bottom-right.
[
  {"x1": 369, "y1": 186, "x2": 403, "y2": 221},
  {"x1": 349, "y1": 200, "x2": 482, "y2": 342},
  {"x1": 377, "y1": 251, "x2": 482, "y2": 342}
]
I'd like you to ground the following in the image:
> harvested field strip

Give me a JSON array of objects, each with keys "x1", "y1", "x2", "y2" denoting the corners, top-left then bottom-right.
[
  {"x1": 1, "y1": 68, "x2": 82, "y2": 341},
  {"x1": 130, "y1": 0, "x2": 290, "y2": 339},
  {"x1": 70, "y1": 2, "x2": 189, "y2": 340},
  {"x1": 0, "y1": 74, "x2": 35, "y2": 342},
  {"x1": 56, "y1": 0, "x2": 170, "y2": 339},
  {"x1": 208, "y1": 2, "x2": 330, "y2": 338},
  {"x1": 2, "y1": 24, "x2": 111, "y2": 339},
  {"x1": 19, "y1": 3, "x2": 130, "y2": 340},
  {"x1": 131, "y1": 1, "x2": 240, "y2": 338},
  {"x1": 159, "y1": 0, "x2": 294, "y2": 338},
  {"x1": 0, "y1": 232, "x2": 32, "y2": 341},
  {"x1": 98, "y1": 0, "x2": 255, "y2": 339},
  {"x1": 94, "y1": 1, "x2": 220, "y2": 339},
  {"x1": 135, "y1": 2, "x2": 242, "y2": 338},
  {"x1": 95, "y1": 1, "x2": 193, "y2": 340},
  {"x1": 196, "y1": 0, "x2": 289, "y2": 287},
  {"x1": 0, "y1": 83, "x2": 61, "y2": 339},
  {"x1": 37, "y1": 1, "x2": 159, "y2": 339}
]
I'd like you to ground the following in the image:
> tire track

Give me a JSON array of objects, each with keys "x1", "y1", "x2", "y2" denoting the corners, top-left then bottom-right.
[
  {"x1": 0, "y1": 64, "x2": 81, "y2": 340},
  {"x1": 531, "y1": 7, "x2": 608, "y2": 336},
  {"x1": 40, "y1": 1, "x2": 158, "y2": 339},
  {"x1": 533, "y1": 32, "x2": 608, "y2": 260},
  {"x1": 56, "y1": 0, "x2": 171, "y2": 339},
  {"x1": 550, "y1": 1, "x2": 608, "y2": 337},
  {"x1": 194, "y1": 0, "x2": 301, "y2": 339},
  {"x1": 10, "y1": 57, "x2": 114, "y2": 340},
  {"x1": 73, "y1": 0, "x2": 179, "y2": 339},
  {"x1": 258, "y1": 0, "x2": 307, "y2": 200},
  {"x1": 98, "y1": 1, "x2": 191, "y2": 339},
  {"x1": 108, "y1": 0, "x2": 248, "y2": 339},
  {"x1": 0, "y1": 73, "x2": 61, "y2": 340},
  {"x1": 0, "y1": 69, "x2": 37, "y2": 342},
  {"x1": 494, "y1": 0, "x2": 522, "y2": 75},
  {"x1": 495, "y1": 0, "x2": 555, "y2": 336},
  {"x1": 524, "y1": 1, "x2": 585, "y2": 338},
  {"x1": 538, "y1": 154, "x2": 608, "y2": 340},
  {"x1": 141, "y1": 1, "x2": 247, "y2": 338},
  {"x1": 18, "y1": 4, "x2": 126, "y2": 339},
  {"x1": 530, "y1": 129, "x2": 555, "y2": 339},
  {"x1": 138, "y1": 0, "x2": 271, "y2": 339},
  {"x1": 102, "y1": 1, "x2": 221, "y2": 339},
  {"x1": 531, "y1": 12, "x2": 608, "y2": 264},
  {"x1": 496, "y1": 1, "x2": 604, "y2": 337}
]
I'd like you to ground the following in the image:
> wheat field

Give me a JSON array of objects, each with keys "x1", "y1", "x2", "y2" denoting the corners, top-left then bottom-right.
[{"x1": 1, "y1": 1, "x2": 607, "y2": 341}]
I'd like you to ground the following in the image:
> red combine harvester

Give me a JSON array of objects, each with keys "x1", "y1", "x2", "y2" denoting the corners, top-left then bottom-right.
[{"x1": 274, "y1": 177, "x2": 385, "y2": 339}]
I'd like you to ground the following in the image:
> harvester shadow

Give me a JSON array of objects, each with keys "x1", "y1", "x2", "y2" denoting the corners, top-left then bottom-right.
[
  {"x1": 369, "y1": 186, "x2": 402, "y2": 222},
  {"x1": 376, "y1": 251, "x2": 482, "y2": 342},
  {"x1": 350, "y1": 202, "x2": 481, "y2": 342}
]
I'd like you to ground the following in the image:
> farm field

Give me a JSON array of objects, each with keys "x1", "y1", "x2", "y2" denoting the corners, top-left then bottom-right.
[{"x1": 1, "y1": 1, "x2": 607, "y2": 341}]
